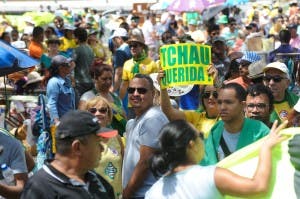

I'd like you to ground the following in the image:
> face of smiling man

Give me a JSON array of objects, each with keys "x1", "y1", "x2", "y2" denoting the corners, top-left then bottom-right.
[{"x1": 128, "y1": 76, "x2": 155, "y2": 117}]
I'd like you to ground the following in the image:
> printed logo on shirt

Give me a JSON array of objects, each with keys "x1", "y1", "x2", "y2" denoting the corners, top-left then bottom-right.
[{"x1": 104, "y1": 162, "x2": 117, "y2": 180}]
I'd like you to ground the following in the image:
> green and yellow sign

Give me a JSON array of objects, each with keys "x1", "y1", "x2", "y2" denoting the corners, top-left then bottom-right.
[{"x1": 159, "y1": 43, "x2": 213, "y2": 88}]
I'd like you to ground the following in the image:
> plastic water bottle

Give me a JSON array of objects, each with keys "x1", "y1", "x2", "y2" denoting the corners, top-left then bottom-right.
[{"x1": 1, "y1": 164, "x2": 15, "y2": 185}]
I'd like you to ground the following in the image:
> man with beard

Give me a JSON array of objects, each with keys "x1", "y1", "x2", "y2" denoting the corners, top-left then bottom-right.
[
  {"x1": 246, "y1": 84, "x2": 274, "y2": 128},
  {"x1": 263, "y1": 62, "x2": 299, "y2": 123},
  {"x1": 201, "y1": 83, "x2": 270, "y2": 165},
  {"x1": 122, "y1": 74, "x2": 168, "y2": 199}
]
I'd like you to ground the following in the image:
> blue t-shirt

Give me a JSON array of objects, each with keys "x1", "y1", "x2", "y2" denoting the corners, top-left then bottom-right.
[
  {"x1": 113, "y1": 43, "x2": 132, "y2": 69},
  {"x1": 0, "y1": 128, "x2": 27, "y2": 179}
]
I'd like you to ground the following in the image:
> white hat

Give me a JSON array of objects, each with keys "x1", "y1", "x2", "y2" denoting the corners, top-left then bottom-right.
[
  {"x1": 23, "y1": 71, "x2": 43, "y2": 88},
  {"x1": 149, "y1": 73, "x2": 193, "y2": 97},
  {"x1": 294, "y1": 99, "x2": 300, "y2": 112},
  {"x1": 263, "y1": 62, "x2": 290, "y2": 79},
  {"x1": 110, "y1": 28, "x2": 128, "y2": 39}
]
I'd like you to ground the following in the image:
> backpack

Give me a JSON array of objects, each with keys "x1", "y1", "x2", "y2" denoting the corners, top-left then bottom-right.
[{"x1": 30, "y1": 94, "x2": 53, "y2": 169}]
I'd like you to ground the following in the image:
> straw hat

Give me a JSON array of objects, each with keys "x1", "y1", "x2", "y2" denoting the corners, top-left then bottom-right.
[
  {"x1": 23, "y1": 71, "x2": 43, "y2": 88},
  {"x1": 247, "y1": 60, "x2": 266, "y2": 79},
  {"x1": 127, "y1": 34, "x2": 147, "y2": 49}
]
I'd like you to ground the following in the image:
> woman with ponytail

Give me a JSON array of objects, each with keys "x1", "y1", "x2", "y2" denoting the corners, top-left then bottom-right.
[{"x1": 146, "y1": 119, "x2": 288, "y2": 199}]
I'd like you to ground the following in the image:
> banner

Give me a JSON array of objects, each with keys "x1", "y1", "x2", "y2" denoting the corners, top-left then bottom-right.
[
  {"x1": 218, "y1": 127, "x2": 300, "y2": 199},
  {"x1": 159, "y1": 43, "x2": 213, "y2": 89}
]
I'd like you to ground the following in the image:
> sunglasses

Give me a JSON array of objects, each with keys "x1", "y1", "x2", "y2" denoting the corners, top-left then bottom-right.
[
  {"x1": 127, "y1": 87, "x2": 148, "y2": 94},
  {"x1": 246, "y1": 103, "x2": 268, "y2": 110},
  {"x1": 263, "y1": 75, "x2": 287, "y2": 83},
  {"x1": 129, "y1": 43, "x2": 140, "y2": 48},
  {"x1": 88, "y1": 107, "x2": 108, "y2": 114},
  {"x1": 202, "y1": 91, "x2": 218, "y2": 99},
  {"x1": 230, "y1": 23, "x2": 237, "y2": 26}
]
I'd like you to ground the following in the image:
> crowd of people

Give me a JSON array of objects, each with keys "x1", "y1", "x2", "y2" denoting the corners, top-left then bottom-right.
[{"x1": 1, "y1": 0, "x2": 300, "y2": 198}]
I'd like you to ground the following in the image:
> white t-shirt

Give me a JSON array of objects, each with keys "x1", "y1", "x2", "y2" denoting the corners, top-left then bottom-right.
[{"x1": 145, "y1": 165, "x2": 223, "y2": 199}]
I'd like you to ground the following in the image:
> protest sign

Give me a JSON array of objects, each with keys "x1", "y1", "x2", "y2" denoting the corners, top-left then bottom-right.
[
  {"x1": 218, "y1": 127, "x2": 300, "y2": 199},
  {"x1": 159, "y1": 43, "x2": 213, "y2": 88}
]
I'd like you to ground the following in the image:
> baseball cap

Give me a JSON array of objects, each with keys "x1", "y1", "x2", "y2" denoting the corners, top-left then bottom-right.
[
  {"x1": 64, "y1": 24, "x2": 76, "y2": 30},
  {"x1": 110, "y1": 28, "x2": 128, "y2": 39},
  {"x1": 287, "y1": 24, "x2": 298, "y2": 29},
  {"x1": 263, "y1": 62, "x2": 290, "y2": 79},
  {"x1": 51, "y1": 55, "x2": 73, "y2": 68},
  {"x1": 188, "y1": 19, "x2": 197, "y2": 26},
  {"x1": 212, "y1": 36, "x2": 226, "y2": 44},
  {"x1": 241, "y1": 51, "x2": 261, "y2": 63},
  {"x1": 56, "y1": 110, "x2": 118, "y2": 139}
]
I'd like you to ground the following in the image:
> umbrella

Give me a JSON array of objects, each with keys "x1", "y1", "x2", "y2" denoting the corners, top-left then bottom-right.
[
  {"x1": 226, "y1": 0, "x2": 248, "y2": 6},
  {"x1": 0, "y1": 40, "x2": 39, "y2": 76},
  {"x1": 167, "y1": 0, "x2": 225, "y2": 13},
  {"x1": 202, "y1": 4, "x2": 228, "y2": 21},
  {"x1": 150, "y1": 0, "x2": 172, "y2": 11},
  {"x1": 0, "y1": 40, "x2": 39, "y2": 128}
]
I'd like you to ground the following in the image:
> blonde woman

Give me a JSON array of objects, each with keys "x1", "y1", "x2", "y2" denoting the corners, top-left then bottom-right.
[{"x1": 85, "y1": 96, "x2": 124, "y2": 199}]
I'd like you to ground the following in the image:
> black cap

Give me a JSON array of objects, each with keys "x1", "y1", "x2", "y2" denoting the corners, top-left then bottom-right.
[{"x1": 56, "y1": 110, "x2": 117, "y2": 139}]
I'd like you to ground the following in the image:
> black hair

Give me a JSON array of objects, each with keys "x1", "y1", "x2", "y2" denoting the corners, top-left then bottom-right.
[
  {"x1": 207, "y1": 23, "x2": 220, "y2": 34},
  {"x1": 247, "y1": 83, "x2": 274, "y2": 112},
  {"x1": 133, "y1": 74, "x2": 154, "y2": 90},
  {"x1": 32, "y1": 26, "x2": 44, "y2": 38},
  {"x1": 56, "y1": 134, "x2": 90, "y2": 155},
  {"x1": 221, "y1": 83, "x2": 247, "y2": 101},
  {"x1": 228, "y1": 17, "x2": 236, "y2": 24},
  {"x1": 161, "y1": 30, "x2": 175, "y2": 44},
  {"x1": 90, "y1": 64, "x2": 113, "y2": 79},
  {"x1": 74, "y1": 27, "x2": 88, "y2": 43},
  {"x1": 149, "y1": 120, "x2": 200, "y2": 177},
  {"x1": 279, "y1": 29, "x2": 291, "y2": 43},
  {"x1": 119, "y1": 22, "x2": 130, "y2": 33}
]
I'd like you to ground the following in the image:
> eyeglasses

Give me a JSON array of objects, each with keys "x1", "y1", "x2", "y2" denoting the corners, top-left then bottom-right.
[
  {"x1": 246, "y1": 103, "x2": 268, "y2": 110},
  {"x1": 129, "y1": 43, "x2": 140, "y2": 48},
  {"x1": 230, "y1": 23, "x2": 237, "y2": 26},
  {"x1": 263, "y1": 75, "x2": 287, "y2": 83},
  {"x1": 202, "y1": 91, "x2": 218, "y2": 99},
  {"x1": 88, "y1": 107, "x2": 109, "y2": 114},
  {"x1": 127, "y1": 87, "x2": 148, "y2": 94}
]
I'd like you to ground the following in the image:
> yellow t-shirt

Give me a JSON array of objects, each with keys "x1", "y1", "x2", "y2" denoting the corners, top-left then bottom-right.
[
  {"x1": 184, "y1": 111, "x2": 219, "y2": 138},
  {"x1": 59, "y1": 37, "x2": 77, "y2": 52},
  {"x1": 122, "y1": 57, "x2": 158, "y2": 81},
  {"x1": 274, "y1": 101, "x2": 290, "y2": 122},
  {"x1": 95, "y1": 136, "x2": 123, "y2": 199}
]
